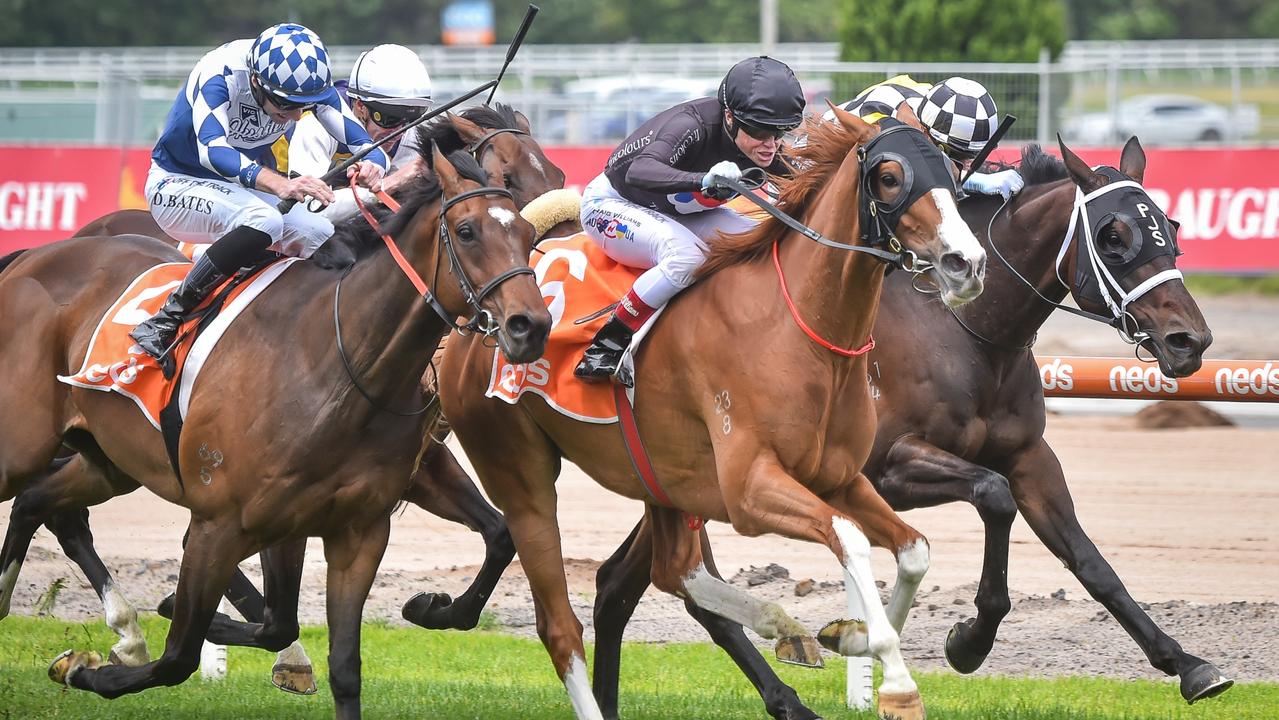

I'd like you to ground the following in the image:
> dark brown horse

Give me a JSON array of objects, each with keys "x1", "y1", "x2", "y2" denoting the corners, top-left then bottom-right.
[
  {"x1": 0, "y1": 144, "x2": 549, "y2": 718},
  {"x1": 583, "y1": 137, "x2": 1226, "y2": 720},
  {"x1": 439, "y1": 109, "x2": 986, "y2": 720},
  {"x1": 0, "y1": 105, "x2": 564, "y2": 691}
]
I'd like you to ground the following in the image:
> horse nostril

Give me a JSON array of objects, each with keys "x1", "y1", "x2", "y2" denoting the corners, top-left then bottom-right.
[
  {"x1": 940, "y1": 252, "x2": 969, "y2": 277},
  {"x1": 1164, "y1": 331, "x2": 1196, "y2": 353},
  {"x1": 505, "y1": 313, "x2": 532, "y2": 340}
]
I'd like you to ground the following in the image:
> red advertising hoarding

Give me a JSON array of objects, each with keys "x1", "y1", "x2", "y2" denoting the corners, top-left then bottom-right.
[{"x1": 3, "y1": 144, "x2": 1277, "y2": 273}]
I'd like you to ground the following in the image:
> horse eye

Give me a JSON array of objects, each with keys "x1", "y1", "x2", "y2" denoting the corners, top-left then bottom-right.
[
  {"x1": 457, "y1": 223, "x2": 475, "y2": 242},
  {"x1": 879, "y1": 172, "x2": 899, "y2": 188}
]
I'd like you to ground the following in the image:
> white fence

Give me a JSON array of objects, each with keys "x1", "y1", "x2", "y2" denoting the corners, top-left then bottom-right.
[{"x1": 0, "y1": 40, "x2": 1274, "y2": 147}]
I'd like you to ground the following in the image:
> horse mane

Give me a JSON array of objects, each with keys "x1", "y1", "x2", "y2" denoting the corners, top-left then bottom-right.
[
  {"x1": 413, "y1": 102, "x2": 526, "y2": 158},
  {"x1": 1018, "y1": 144, "x2": 1068, "y2": 186},
  {"x1": 330, "y1": 148, "x2": 489, "y2": 260},
  {"x1": 699, "y1": 118, "x2": 863, "y2": 276}
]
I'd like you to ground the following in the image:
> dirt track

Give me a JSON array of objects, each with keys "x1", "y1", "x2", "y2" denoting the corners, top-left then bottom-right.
[{"x1": 3, "y1": 294, "x2": 1278, "y2": 685}]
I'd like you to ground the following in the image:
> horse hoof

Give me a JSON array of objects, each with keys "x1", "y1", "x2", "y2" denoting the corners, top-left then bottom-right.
[
  {"x1": 1181, "y1": 662, "x2": 1233, "y2": 704},
  {"x1": 775, "y1": 635, "x2": 824, "y2": 668},
  {"x1": 156, "y1": 592, "x2": 176, "y2": 619},
  {"x1": 48, "y1": 649, "x2": 103, "y2": 686},
  {"x1": 943, "y1": 620, "x2": 989, "y2": 674},
  {"x1": 401, "y1": 592, "x2": 459, "y2": 630},
  {"x1": 272, "y1": 662, "x2": 318, "y2": 695},
  {"x1": 818, "y1": 618, "x2": 869, "y2": 656},
  {"x1": 877, "y1": 690, "x2": 925, "y2": 720}
]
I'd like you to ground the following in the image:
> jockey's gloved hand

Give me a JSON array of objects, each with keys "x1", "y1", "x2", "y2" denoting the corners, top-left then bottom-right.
[
  {"x1": 702, "y1": 161, "x2": 743, "y2": 195},
  {"x1": 963, "y1": 168, "x2": 1025, "y2": 201}
]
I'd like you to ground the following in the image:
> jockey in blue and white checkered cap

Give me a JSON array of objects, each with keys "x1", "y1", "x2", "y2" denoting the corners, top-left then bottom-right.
[{"x1": 135, "y1": 23, "x2": 390, "y2": 374}]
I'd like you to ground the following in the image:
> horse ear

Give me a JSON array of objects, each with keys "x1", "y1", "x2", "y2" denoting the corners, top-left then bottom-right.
[
  {"x1": 432, "y1": 142, "x2": 463, "y2": 194},
  {"x1": 894, "y1": 101, "x2": 925, "y2": 132},
  {"x1": 825, "y1": 99, "x2": 874, "y2": 143},
  {"x1": 449, "y1": 113, "x2": 486, "y2": 146},
  {"x1": 1056, "y1": 134, "x2": 1105, "y2": 193},
  {"x1": 514, "y1": 110, "x2": 532, "y2": 134},
  {"x1": 1119, "y1": 136, "x2": 1146, "y2": 184}
]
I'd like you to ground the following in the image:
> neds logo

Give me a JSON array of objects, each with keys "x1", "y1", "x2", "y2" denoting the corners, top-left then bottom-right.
[
  {"x1": 1214, "y1": 362, "x2": 1279, "y2": 397},
  {"x1": 1109, "y1": 364, "x2": 1178, "y2": 394},
  {"x1": 1040, "y1": 358, "x2": 1074, "y2": 391}
]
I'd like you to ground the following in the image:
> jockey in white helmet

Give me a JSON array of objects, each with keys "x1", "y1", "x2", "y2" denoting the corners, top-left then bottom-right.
[
  {"x1": 290, "y1": 43, "x2": 434, "y2": 221},
  {"x1": 133, "y1": 23, "x2": 389, "y2": 376}
]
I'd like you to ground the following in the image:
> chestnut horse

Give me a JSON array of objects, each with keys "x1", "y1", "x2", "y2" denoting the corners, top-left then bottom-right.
[
  {"x1": 0, "y1": 105, "x2": 565, "y2": 691},
  {"x1": 584, "y1": 137, "x2": 1226, "y2": 720},
  {"x1": 0, "y1": 145, "x2": 549, "y2": 718},
  {"x1": 439, "y1": 108, "x2": 986, "y2": 720}
]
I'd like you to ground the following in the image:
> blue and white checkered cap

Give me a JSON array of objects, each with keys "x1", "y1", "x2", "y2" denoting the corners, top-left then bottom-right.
[{"x1": 250, "y1": 23, "x2": 332, "y2": 103}]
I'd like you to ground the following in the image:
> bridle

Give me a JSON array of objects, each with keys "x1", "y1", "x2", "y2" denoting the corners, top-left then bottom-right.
[
  {"x1": 979, "y1": 169, "x2": 1183, "y2": 348},
  {"x1": 338, "y1": 178, "x2": 533, "y2": 414}
]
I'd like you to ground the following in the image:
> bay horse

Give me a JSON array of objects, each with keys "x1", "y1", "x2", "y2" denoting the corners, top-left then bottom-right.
[
  {"x1": 0, "y1": 105, "x2": 564, "y2": 690},
  {"x1": 0, "y1": 144, "x2": 550, "y2": 718},
  {"x1": 438, "y1": 107, "x2": 986, "y2": 720},
  {"x1": 584, "y1": 137, "x2": 1226, "y2": 719}
]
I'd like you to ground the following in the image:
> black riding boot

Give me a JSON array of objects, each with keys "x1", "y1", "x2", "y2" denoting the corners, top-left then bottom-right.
[
  {"x1": 574, "y1": 316, "x2": 636, "y2": 384},
  {"x1": 128, "y1": 252, "x2": 230, "y2": 378}
]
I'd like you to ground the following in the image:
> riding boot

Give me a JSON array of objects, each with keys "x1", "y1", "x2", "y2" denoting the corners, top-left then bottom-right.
[
  {"x1": 574, "y1": 316, "x2": 636, "y2": 384},
  {"x1": 128, "y1": 252, "x2": 230, "y2": 378}
]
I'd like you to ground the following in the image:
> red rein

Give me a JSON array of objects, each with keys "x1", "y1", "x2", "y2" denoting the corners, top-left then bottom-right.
[{"x1": 771, "y1": 240, "x2": 875, "y2": 357}]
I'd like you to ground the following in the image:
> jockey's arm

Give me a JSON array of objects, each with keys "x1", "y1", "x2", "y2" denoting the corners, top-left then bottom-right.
[
  {"x1": 962, "y1": 168, "x2": 1025, "y2": 201},
  {"x1": 380, "y1": 156, "x2": 426, "y2": 196},
  {"x1": 288, "y1": 112, "x2": 338, "y2": 181},
  {"x1": 254, "y1": 166, "x2": 335, "y2": 206}
]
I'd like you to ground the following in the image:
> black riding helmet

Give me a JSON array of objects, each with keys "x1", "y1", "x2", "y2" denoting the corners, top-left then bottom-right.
[{"x1": 718, "y1": 56, "x2": 805, "y2": 134}]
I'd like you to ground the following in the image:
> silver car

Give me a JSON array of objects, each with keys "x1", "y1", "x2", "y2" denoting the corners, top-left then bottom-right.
[{"x1": 1063, "y1": 93, "x2": 1260, "y2": 145}]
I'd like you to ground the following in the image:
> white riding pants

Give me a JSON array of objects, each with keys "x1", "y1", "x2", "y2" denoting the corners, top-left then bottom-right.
[
  {"x1": 579, "y1": 173, "x2": 756, "y2": 308},
  {"x1": 145, "y1": 163, "x2": 334, "y2": 259}
]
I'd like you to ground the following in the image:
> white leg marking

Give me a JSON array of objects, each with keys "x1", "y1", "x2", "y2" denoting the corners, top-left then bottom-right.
[
  {"x1": 0, "y1": 559, "x2": 19, "y2": 618},
  {"x1": 886, "y1": 538, "x2": 930, "y2": 633},
  {"x1": 275, "y1": 640, "x2": 312, "y2": 668},
  {"x1": 682, "y1": 564, "x2": 807, "y2": 639},
  {"x1": 563, "y1": 653, "x2": 604, "y2": 720},
  {"x1": 103, "y1": 581, "x2": 150, "y2": 665},
  {"x1": 832, "y1": 516, "x2": 917, "y2": 696},
  {"x1": 488, "y1": 207, "x2": 517, "y2": 228}
]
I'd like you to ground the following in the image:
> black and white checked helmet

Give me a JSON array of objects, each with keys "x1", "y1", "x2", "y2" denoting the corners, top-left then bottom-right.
[{"x1": 918, "y1": 77, "x2": 998, "y2": 159}]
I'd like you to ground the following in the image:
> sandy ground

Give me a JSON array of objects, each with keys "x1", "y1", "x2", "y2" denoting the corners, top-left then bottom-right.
[{"x1": 3, "y1": 294, "x2": 1278, "y2": 686}]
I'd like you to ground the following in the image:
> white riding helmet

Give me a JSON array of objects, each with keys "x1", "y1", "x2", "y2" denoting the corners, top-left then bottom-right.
[{"x1": 348, "y1": 44, "x2": 433, "y2": 127}]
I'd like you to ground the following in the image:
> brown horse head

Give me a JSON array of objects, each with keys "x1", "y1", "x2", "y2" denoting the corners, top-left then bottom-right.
[
  {"x1": 1056, "y1": 135, "x2": 1211, "y2": 376},
  {"x1": 448, "y1": 104, "x2": 566, "y2": 209},
  {"x1": 827, "y1": 103, "x2": 985, "y2": 306},
  {"x1": 430, "y1": 145, "x2": 550, "y2": 363}
]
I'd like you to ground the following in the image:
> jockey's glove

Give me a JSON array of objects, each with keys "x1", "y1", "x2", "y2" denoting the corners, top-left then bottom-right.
[
  {"x1": 702, "y1": 161, "x2": 743, "y2": 195},
  {"x1": 962, "y1": 168, "x2": 1025, "y2": 201}
]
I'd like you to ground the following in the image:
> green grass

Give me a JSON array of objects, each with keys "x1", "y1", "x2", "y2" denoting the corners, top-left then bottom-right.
[
  {"x1": 1183, "y1": 273, "x2": 1279, "y2": 296},
  {"x1": 0, "y1": 615, "x2": 1274, "y2": 719}
]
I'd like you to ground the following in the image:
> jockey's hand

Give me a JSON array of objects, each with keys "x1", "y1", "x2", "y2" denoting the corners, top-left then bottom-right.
[
  {"x1": 280, "y1": 175, "x2": 335, "y2": 206},
  {"x1": 347, "y1": 160, "x2": 386, "y2": 192},
  {"x1": 963, "y1": 169, "x2": 1025, "y2": 201},
  {"x1": 702, "y1": 160, "x2": 743, "y2": 193}
]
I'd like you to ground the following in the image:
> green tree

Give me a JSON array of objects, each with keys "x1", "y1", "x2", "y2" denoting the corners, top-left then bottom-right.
[
  {"x1": 838, "y1": 0, "x2": 1066, "y2": 62},
  {"x1": 1065, "y1": 0, "x2": 1277, "y2": 40}
]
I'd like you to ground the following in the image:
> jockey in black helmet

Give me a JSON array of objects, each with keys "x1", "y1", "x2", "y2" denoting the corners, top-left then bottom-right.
[{"x1": 575, "y1": 56, "x2": 805, "y2": 383}]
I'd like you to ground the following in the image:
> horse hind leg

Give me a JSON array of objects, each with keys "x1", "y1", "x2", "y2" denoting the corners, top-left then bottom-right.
[
  {"x1": 45, "y1": 508, "x2": 150, "y2": 666},
  {"x1": 645, "y1": 506, "x2": 823, "y2": 669}
]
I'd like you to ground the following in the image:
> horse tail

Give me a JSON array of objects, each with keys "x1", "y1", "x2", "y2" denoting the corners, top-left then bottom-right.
[{"x1": 0, "y1": 249, "x2": 27, "y2": 276}]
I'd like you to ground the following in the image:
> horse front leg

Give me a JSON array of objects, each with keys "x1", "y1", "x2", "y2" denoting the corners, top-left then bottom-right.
[
  {"x1": 324, "y1": 516, "x2": 391, "y2": 720},
  {"x1": 874, "y1": 435, "x2": 1018, "y2": 672},
  {"x1": 1007, "y1": 438, "x2": 1233, "y2": 704},
  {"x1": 717, "y1": 450, "x2": 924, "y2": 720},
  {"x1": 51, "y1": 518, "x2": 249, "y2": 699},
  {"x1": 400, "y1": 441, "x2": 515, "y2": 631},
  {"x1": 639, "y1": 508, "x2": 820, "y2": 720}
]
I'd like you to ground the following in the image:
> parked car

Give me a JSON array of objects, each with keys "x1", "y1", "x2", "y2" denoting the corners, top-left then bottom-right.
[{"x1": 1063, "y1": 94, "x2": 1260, "y2": 146}]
